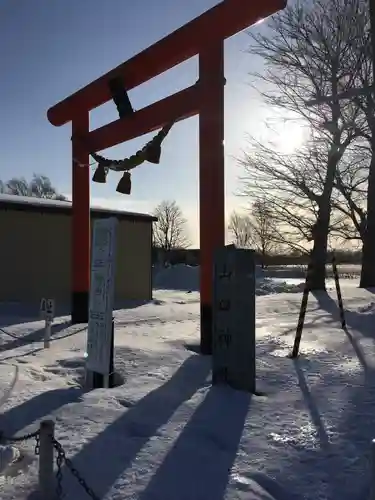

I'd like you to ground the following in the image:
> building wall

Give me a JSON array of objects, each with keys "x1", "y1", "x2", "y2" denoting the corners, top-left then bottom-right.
[
  {"x1": 114, "y1": 219, "x2": 152, "y2": 302},
  {"x1": 0, "y1": 209, "x2": 152, "y2": 304}
]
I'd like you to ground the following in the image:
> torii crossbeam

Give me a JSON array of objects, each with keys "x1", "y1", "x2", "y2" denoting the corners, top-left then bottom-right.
[{"x1": 47, "y1": 0, "x2": 286, "y2": 354}]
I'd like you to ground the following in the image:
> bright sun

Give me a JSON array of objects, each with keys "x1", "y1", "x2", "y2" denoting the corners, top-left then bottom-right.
[
  {"x1": 239, "y1": 105, "x2": 308, "y2": 156},
  {"x1": 244, "y1": 108, "x2": 308, "y2": 155},
  {"x1": 266, "y1": 120, "x2": 307, "y2": 155}
]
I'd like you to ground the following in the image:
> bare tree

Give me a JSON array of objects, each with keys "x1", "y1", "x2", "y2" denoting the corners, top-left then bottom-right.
[
  {"x1": 30, "y1": 174, "x2": 67, "y2": 200},
  {"x1": 153, "y1": 200, "x2": 190, "y2": 258},
  {"x1": 250, "y1": 199, "x2": 277, "y2": 267},
  {"x1": 331, "y1": 143, "x2": 368, "y2": 243},
  {"x1": 6, "y1": 177, "x2": 30, "y2": 196},
  {"x1": 228, "y1": 211, "x2": 252, "y2": 248},
  {"x1": 0, "y1": 180, "x2": 5, "y2": 193},
  {"x1": 228, "y1": 200, "x2": 277, "y2": 267},
  {"x1": 4, "y1": 173, "x2": 67, "y2": 200},
  {"x1": 240, "y1": 139, "x2": 335, "y2": 252},
  {"x1": 340, "y1": 4, "x2": 375, "y2": 287},
  {"x1": 241, "y1": 0, "x2": 365, "y2": 290}
]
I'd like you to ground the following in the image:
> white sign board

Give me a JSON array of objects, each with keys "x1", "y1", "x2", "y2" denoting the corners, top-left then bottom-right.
[
  {"x1": 86, "y1": 217, "x2": 117, "y2": 375},
  {"x1": 212, "y1": 246, "x2": 256, "y2": 393},
  {"x1": 40, "y1": 298, "x2": 55, "y2": 322}
]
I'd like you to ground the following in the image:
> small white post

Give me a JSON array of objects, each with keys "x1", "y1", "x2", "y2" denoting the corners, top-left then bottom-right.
[
  {"x1": 38, "y1": 420, "x2": 55, "y2": 500},
  {"x1": 44, "y1": 320, "x2": 52, "y2": 349},
  {"x1": 41, "y1": 298, "x2": 54, "y2": 349}
]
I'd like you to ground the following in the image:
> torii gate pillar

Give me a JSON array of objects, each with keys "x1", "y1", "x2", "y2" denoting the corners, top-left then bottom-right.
[
  {"x1": 199, "y1": 43, "x2": 225, "y2": 353},
  {"x1": 47, "y1": 0, "x2": 287, "y2": 354}
]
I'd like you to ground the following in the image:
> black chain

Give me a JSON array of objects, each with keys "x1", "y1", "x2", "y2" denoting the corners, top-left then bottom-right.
[
  {"x1": 0, "y1": 326, "x2": 37, "y2": 346},
  {"x1": 0, "y1": 326, "x2": 20, "y2": 340},
  {"x1": 0, "y1": 429, "x2": 40, "y2": 445},
  {"x1": 53, "y1": 438, "x2": 100, "y2": 500},
  {"x1": 0, "y1": 429, "x2": 40, "y2": 460},
  {"x1": 34, "y1": 433, "x2": 40, "y2": 456},
  {"x1": 55, "y1": 441, "x2": 64, "y2": 499}
]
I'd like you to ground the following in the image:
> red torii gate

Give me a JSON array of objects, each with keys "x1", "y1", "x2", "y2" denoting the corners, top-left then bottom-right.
[{"x1": 47, "y1": 0, "x2": 286, "y2": 354}]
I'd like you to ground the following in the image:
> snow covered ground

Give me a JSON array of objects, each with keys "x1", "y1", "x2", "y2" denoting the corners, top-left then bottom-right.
[
  {"x1": 0, "y1": 265, "x2": 374, "y2": 499},
  {"x1": 153, "y1": 263, "x2": 306, "y2": 295}
]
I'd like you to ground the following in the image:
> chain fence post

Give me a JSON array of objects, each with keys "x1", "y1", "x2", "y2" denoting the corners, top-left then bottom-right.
[
  {"x1": 44, "y1": 319, "x2": 52, "y2": 349},
  {"x1": 38, "y1": 420, "x2": 55, "y2": 500}
]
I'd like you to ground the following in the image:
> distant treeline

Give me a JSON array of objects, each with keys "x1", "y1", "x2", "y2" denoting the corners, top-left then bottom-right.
[{"x1": 152, "y1": 247, "x2": 362, "y2": 267}]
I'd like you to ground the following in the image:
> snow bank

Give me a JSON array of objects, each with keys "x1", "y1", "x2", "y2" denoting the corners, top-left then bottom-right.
[
  {"x1": 153, "y1": 264, "x2": 304, "y2": 295},
  {"x1": 1, "y1": 278, "x2": 373, "y2": 500},
  {"x1": 256, "y1": 277, "x2": 304, "y2": 295},
  {"x1": 0, "y1": 446, "x2": 21, "y2": 475}
]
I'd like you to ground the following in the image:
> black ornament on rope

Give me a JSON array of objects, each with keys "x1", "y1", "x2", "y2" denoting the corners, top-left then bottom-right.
[{"x1": 72, "y1": 122, "x2": 174, "y2": 194}]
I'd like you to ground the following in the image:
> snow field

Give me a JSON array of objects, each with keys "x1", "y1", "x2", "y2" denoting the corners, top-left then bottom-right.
[{"x1": 0, "y1": 265, "x2": 373, "y2": 499}]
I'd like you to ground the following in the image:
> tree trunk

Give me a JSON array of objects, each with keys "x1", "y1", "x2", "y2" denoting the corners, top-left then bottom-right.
[
  {"x1": 362, "y1": 0, "x2": 375, "y2": 288},
  {"x1": 308, "y1": 148, "x2": 339, "y2": 291},
  {"x1": 261, "y1": 248, "x2": 266, "y2": 269},
  {"x1": 308, "y1": 212, "x2": 329, "y2": 290},
  {"x1": 360, "y1": 152, "x2": 375, "y2": 287}
]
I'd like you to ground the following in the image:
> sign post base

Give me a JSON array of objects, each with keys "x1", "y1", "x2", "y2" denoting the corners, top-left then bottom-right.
[
  {"x1": 87, "y1": 319, "x2": 115, "y2": 389},
  {"x1": 212, "y1": 245, "x2": 256, "y2": 393}
]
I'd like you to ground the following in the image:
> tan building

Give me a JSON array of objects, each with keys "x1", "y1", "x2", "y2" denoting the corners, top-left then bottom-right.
[{"x1": 0, "y1": 194, "x2": 156, "y2": 308}]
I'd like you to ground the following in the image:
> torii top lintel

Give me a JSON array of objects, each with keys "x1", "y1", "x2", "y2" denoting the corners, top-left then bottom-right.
[{"x1": 47, "y1": 0, "x2": 286, "y2": 128}]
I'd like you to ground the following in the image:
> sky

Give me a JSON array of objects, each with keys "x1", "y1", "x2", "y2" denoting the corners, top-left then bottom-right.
[{"x1": 0, "y1": 0, "x2": 301, "y2": 246}]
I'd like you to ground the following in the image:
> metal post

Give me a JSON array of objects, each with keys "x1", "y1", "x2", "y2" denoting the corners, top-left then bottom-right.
[
  {"x1": 332, "y1": 254, "x2": 346, "y2": 329},
  {"x1": 291, "y1": 263, "x2": 312, "y2": 358},
  {"x1": 38, "y1": 420, "x2": 55, "y2": 500}
]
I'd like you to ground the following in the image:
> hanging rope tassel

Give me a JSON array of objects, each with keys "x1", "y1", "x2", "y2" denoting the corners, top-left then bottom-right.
[{"x1": 71, "y1": 122, "x2": 175, "y2": 193}]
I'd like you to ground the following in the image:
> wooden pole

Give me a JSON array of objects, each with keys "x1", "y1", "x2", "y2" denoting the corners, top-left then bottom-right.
[{"x1": 38, "y1": 420, "x2": 55, "y2": 500}]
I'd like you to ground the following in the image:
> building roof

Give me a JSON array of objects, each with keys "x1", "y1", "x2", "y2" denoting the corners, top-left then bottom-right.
[{"x1": 0, "y1": 194, "x2": 157, "y2": 223}]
